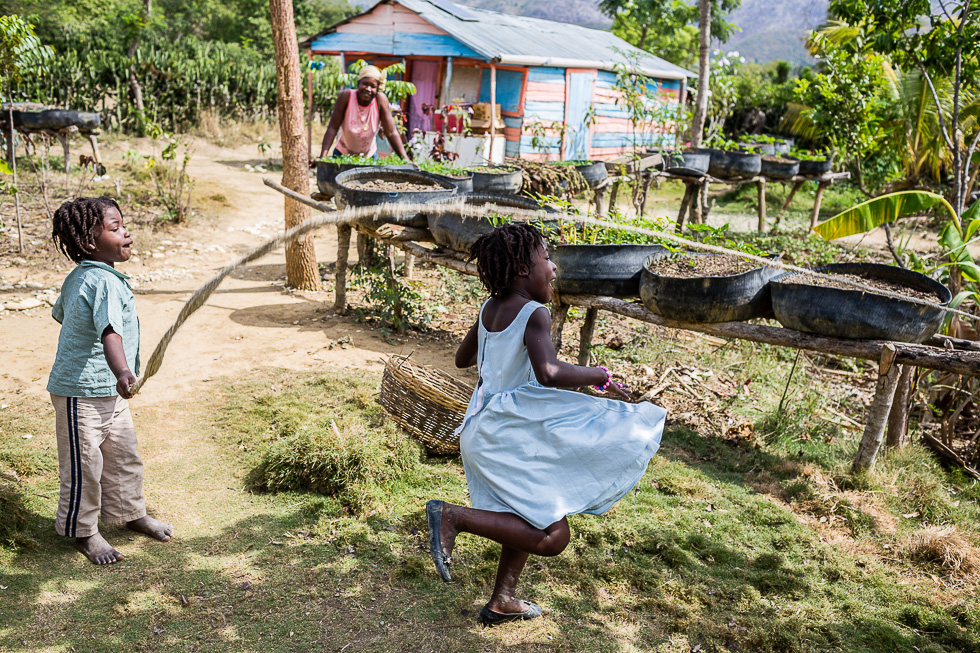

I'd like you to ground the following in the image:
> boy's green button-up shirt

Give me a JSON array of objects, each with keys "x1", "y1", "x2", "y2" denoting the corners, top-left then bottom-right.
[{"x1": 47, "y1": 260, "x2": 141, "y2": 398}]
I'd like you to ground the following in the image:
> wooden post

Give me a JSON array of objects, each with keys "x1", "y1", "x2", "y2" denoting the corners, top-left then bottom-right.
[
  {"x1": 772, "y1": 180, "x2": 803, "y2": 232},
  {"x1": 852, "y1": 344, "x2": 902, "y2": 473},
  {"x1": 550, "y1": 296, "x2": 569, "y2": 353},
  {"x1": 442, "y1": 56, "x2": 453, "y2": 106},
  {"x1": 307, "y1": 50, "x2": 313, "y2": 160},
  {"x1": 692, "y1": 179, "x2": 703, "y2": 225},
  {"x1": 489, "y1": 62, "x2": 497, "y2": 163},
  {"x1": 885, "y1": 366, "x2": 914, "y2": 448},
  {"x1": 578, "y1": 307, "x2": 599, "y2": 366},
  {"x1": 639, "y1": 172, "x2": 654, "y2": 216},
  {"x1": 810, "y1": 181, "x2": 830, "y2": 229},
  {"x1": 334, "y1": 224, "x2": 351, "y2": 312},
  {"x1": 677, "y1": 183, "x2": 694, "y2": 230},
  {"x1": 756, "y1": 179, "x2": 767, "y2": 232},
  {"x1": 608, "y1": 181, "x2": 620, "y2": 213},
  {"x1": 593, "y1": 183, "x2": 608, "y2": 216}
]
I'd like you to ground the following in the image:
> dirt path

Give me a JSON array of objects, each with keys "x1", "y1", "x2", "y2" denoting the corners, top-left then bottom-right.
[{"x1": 0, "y1": 137, "x2": 460, "y2": 407}]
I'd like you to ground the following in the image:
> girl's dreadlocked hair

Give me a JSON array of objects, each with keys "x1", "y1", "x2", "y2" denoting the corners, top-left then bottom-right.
[
  {"x1": 52, "y1": 196, "x2": 122, "y2": 263},
  {"x1": 468, "y1": 222, "x2": 545, "y2": 297}
]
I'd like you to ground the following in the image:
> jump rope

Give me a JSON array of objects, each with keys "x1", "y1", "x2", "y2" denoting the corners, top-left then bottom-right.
[{"x1": 128, "y1": 185, "x2": 979, "y2": 396}]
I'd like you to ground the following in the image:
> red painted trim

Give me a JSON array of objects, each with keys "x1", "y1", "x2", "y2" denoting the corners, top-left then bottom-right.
[
  {"x1": 518, "y1": 67, "x2": 529, "y2": 116},
  {"x1": 562, "y1": 69, "x2": 570, "y2": 159}
]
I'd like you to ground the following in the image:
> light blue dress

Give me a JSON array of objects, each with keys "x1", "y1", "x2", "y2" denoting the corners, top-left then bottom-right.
[{"x1": 458, "y1": 300, "x2": 667, "y2": 530}]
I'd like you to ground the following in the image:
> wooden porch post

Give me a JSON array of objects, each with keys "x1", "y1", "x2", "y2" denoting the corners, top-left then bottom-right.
[
  {"x1": 489, "y1": 61, "x2": 497, "y2": 163},
  {"x1": 443, "y1": 56, "x2": 453, "y2": 107}
]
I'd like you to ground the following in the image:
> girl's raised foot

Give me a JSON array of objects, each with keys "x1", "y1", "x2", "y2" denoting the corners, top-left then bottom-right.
[
  {"x1": 75, "y1": 532, "x2": 124, "y2": 565},
  {"x1": 426, "y1": 500, "x2": 455, "y2": 582},
  {"x1": 127, "y1": 515, "x2": 173, "y2": 542},
  {"x1": 479, "y1": 600, "x2": 543, "y2": 626}
]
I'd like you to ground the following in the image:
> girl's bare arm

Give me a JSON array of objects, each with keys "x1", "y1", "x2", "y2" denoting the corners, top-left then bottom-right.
[
  {"x1": 377, "y1": 93, "x2": 411, "y2": 160},
  {"x1": 525, "y1": 307, "x2": 628, "y2": 397},
  {"x1": 455, "y1": 321, "x2": 479, "y2": 368}
]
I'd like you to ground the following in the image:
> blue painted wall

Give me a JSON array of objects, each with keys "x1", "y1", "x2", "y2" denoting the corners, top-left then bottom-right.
[
  {"x1": 310, "y1": 32, "x2": 484, "y2": 58},
  {"x1": 478, "y1": 68, "x2": 524, "y2": 114}
]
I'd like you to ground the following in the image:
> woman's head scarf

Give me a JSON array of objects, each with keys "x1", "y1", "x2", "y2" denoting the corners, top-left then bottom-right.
[{"x1": 357, "y1": 65, "x2": 386, "y2": 92}]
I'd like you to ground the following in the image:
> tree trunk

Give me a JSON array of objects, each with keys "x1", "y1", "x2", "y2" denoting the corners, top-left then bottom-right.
[
  {"x1": 689, "y1": 0, "x2": 711, "y2": 148},
  {"x1": 269, "y1": 0, "x2": 321, "y2": 290},
  {"x1": 126, "y1": 0, "x2": 151, "y2": 133}
]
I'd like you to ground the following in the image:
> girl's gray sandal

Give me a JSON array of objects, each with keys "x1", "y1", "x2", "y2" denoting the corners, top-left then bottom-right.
[{"x1": 426, "y1": 500, "x2": 452, "y2": 582}]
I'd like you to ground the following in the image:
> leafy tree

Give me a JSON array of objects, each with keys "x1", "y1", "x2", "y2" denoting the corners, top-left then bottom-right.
[
  {"x1": 0, "y1": 14, "x2": 53, "y2": 252},
  {"x1": 599, "y1": 0, "x2": 740, "y2": 69},
  {"x1": 828, "y1": 0, "x2": 980, "y2": 218}
]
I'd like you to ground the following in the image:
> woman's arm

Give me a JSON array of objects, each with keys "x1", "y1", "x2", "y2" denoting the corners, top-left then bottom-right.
[
  {"x1": 319, "y1": 89, "x2": 351, "y2": 157},
  {"x1": 377, "y1": 92, "x2": 411, "y2": 160},
  {"x1": 525, "y1": 307, "x2": 629, "y2": 398},
  {"x1": 455, "y1": 320, "x2": 479, "y2": 368}
]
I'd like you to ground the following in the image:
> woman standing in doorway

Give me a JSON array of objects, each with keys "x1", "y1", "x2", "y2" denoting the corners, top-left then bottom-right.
[{"x1": 319, "y1": 64, "x2": 412, "y2": 160}]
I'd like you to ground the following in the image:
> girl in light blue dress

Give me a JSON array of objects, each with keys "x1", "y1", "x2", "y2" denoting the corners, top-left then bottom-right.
[{"x1": 427, "y1": 222, "x2": 666, "y2": 626}]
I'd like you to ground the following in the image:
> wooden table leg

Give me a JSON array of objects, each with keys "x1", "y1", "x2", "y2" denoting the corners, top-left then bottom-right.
[
  {"x1": 639, "y1": 172, "x2": 654, "y2": 216},
  {"x1": 810, "y1": 181, "x2": 830, "y2": 229},
  {"x1": 593, "y1": 185, "x2": 608, "y2": 216},
  {"x1": 609, "y1": 181, "x2": 620, "y2": 214},
  {"x1": 772, "y1": 181, "x2": 803, "y2": 232},
  {"x1": 550, "y1": 298, "x2": 569, "y2": 353},
  {"x1": 676, "y1": 183, "x2": 694, "y2": 230},
  {"x1": 578, "y1": 307, "x2": 599, "y2": 366},
  {"x1": 757, "y1": 179, "x2": 767, "y2": 232},
  {"x1": 852, "y1": 345, "x2": 902, "y2": 473},
  {"x1": 334, "y1": 224, "x2": 351, "y2": 312}
]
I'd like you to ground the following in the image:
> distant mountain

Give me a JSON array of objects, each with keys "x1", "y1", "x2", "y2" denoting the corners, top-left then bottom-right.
[
  {"x1": 353, "y1": 0, "x2": 829, "y2": 64},
  {"x1": 721, "y1": 0, "x2": 828, "y2": 64},
  {"x1": 452, "y1": 0, "x2": 611, "y2": 28}
]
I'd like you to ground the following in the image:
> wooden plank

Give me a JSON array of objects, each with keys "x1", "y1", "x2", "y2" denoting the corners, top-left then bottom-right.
[{"x1": 559, "y1": 294, "x2": 980, "y2": 378}]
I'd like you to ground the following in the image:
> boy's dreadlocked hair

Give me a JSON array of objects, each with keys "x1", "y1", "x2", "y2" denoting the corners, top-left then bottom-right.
[
  {"x1": 52, "y1": 196, "x2": 122, "y2": 263},
  {"x1": 468, "y1": 222, "x2": 545, "y2": 297}
]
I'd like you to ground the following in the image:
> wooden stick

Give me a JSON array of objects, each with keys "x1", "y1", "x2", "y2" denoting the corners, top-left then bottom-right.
[
  {"x1": 578, "y1": 306, "x2": 599, "y2": 366},
  {"x1": 756, "y1": 179, "x2": 767, "y2": 232},
  {"x1": 852, "y1": 345, "x2": 902, "y2": 472},
  {"x1": 334, "y1": 224, "x2": 351, "y2": 312}
]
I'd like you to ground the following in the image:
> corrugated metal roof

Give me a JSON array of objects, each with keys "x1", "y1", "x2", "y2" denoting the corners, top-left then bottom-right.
[{"x1": 310, "y1": 0, "x2": 694, "y2": 80}]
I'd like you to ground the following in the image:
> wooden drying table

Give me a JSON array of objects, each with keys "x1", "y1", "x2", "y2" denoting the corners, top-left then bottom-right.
[
  {"x1": 267, "y1": 178, "x2": 980, "y2": 473},
  {"x1": 593, "y1": 169, "x2": 851, "y2": 232}
]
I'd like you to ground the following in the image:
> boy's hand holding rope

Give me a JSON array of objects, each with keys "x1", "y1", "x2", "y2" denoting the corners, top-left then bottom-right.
[{"x1": 128, "y1": 182, "x2": 976, "y2": 396}]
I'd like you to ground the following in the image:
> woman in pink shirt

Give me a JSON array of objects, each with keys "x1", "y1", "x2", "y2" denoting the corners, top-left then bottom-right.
[{"x1": 320, "y1": 65, "x2": 411, "y2": 160}]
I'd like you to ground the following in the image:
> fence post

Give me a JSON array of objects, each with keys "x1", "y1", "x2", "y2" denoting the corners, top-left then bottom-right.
[{"x1": 852, "y1": 344, "x2": 902, "y2": 473}]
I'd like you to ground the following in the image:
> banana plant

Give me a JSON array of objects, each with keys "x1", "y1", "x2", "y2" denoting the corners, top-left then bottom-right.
[{"x1": 813, "y1": 189, "x2": 980, "y2": 328}]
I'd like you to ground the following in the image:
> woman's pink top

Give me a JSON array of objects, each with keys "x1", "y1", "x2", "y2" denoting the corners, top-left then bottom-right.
[{"x1": 336, "y1": 91, "x2": 380, "y2": 156}]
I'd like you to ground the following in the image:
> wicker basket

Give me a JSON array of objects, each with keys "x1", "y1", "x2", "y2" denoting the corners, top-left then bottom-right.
[{"x1": 379, "y1": 354, "x2": 473, "y2": 454}]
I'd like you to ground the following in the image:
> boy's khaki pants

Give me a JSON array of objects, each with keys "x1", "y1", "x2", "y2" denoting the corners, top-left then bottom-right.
[{"x1": 51, "y1": 394, "x2": 146, "y2": 538}]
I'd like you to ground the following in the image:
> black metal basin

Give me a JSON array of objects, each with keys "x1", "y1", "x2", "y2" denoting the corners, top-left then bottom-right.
[
  {"x1": 761, "y1": 156, "x2": 800, "y2": 179},
  {"x1": 316, "y1": 161, "x2": 415, "y2": 196},
  {"x1": 640, "y1": 253, "x2": 782, "y2": 323},
  {"x1": 334, "y1": 168, "x2": 457, "y2": 228},
  {"x1": 469, "y1": 166, "x2": 523, "y2": 194},
  {"x1": 418, "y1": 170, "x2": 474, "y2": 194},
  {"x1": 706, "y1": 149, "x2": 762, "y2": 179},
  {"x1": 798, "y1": 153, "x2": 835, "y2": 176},
  {"x1": 771, "y1": 263, "x2": 951, "y2": 343},
  {"x1": 664, "y1": 149, "x2": 710, "y2": 177},
  {"x1": 427, "y1": 194, "x2": 556, "y2": 254},
  {"x1": 553, "y1": 244, "x2": 669, "y2": 297}
]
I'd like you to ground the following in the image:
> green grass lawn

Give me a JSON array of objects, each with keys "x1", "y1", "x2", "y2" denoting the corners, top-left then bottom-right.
[{"x1": 3, "y1": 352, "x2": 978, "y2": 651}]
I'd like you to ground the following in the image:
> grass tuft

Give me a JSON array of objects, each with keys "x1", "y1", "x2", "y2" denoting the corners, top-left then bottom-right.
[{"x1": 901, "y1": 526, "x2": 980, "y2": 578}]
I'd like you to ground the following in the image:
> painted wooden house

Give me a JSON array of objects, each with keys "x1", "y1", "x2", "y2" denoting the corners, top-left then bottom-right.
[{"x1": 305, "y1": 0, "x2": 693, "y2": 162}]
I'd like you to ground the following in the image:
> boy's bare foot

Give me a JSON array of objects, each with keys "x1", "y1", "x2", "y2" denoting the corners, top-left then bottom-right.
[
  {"x1": 75, "y1": 532, "x2": 125, "y2": 565},
  {"x1": 127, "y1": 515, "x2": 173, "y2": 542}
]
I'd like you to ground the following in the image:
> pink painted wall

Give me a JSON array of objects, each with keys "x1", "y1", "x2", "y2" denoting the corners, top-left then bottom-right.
[{"x1": 336, "y1": 3, "x2": 447, "y2": 35}]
